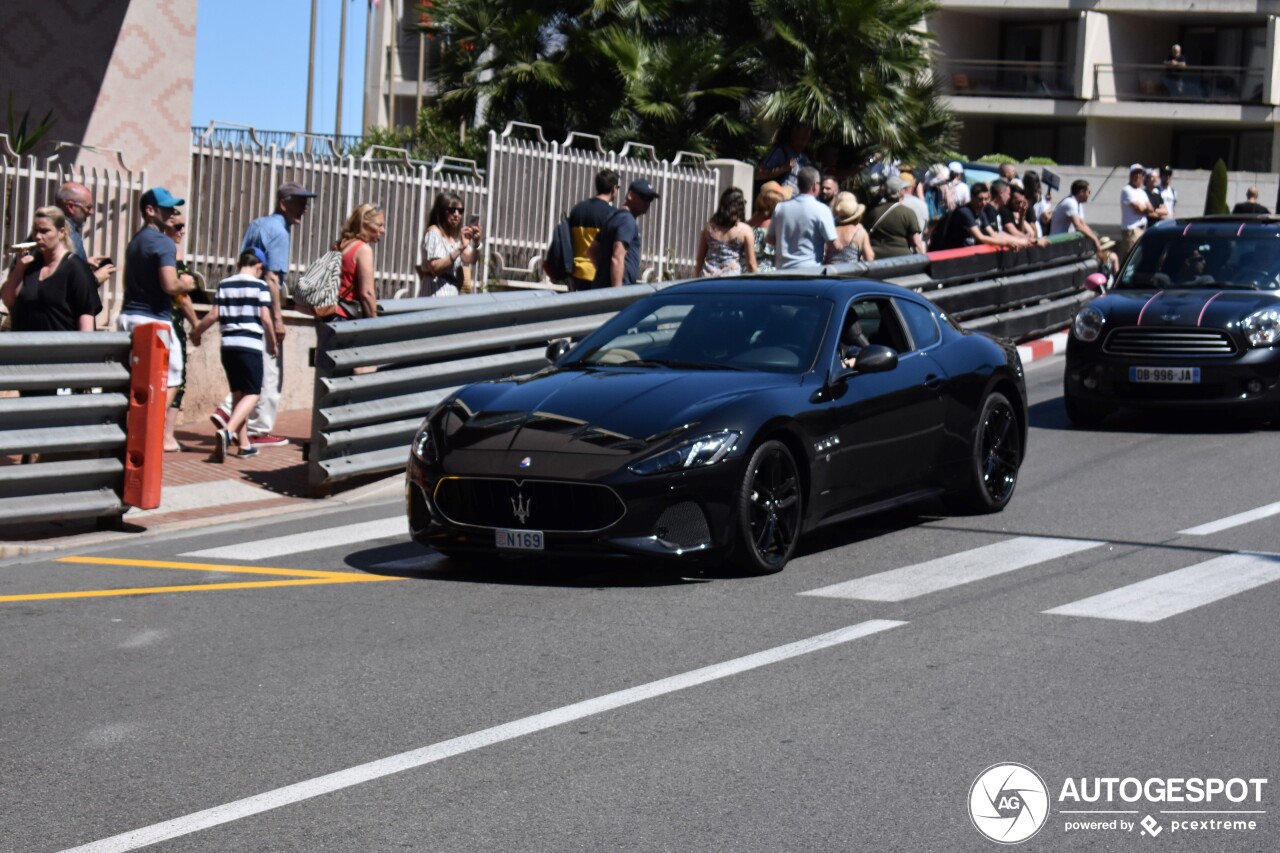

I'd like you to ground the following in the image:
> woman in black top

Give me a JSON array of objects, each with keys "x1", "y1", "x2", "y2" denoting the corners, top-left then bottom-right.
[{"x1": 2, "y1": 206, "x2": 101, "y2": 332}]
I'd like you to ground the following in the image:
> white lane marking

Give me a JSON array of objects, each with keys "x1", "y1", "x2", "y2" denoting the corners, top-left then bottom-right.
[
  {"x1": 182, "y1": 517, "x2": 408, "y2": 561},
  {"x1": 1044, "y1": 552, "x2": 1280, "y2": 623},
  {"x1": 799, "y1": 536, "x2": 1105, "y2": 602},
  {"x1": 1180, "y1": 501, "x2": 1280, "y2": 536},
  {"x1": 128, "y1": 482, "x2": 273, "y2": 520},
  {"x1": 57, "y1": 619, "x2": 907, "y2": 853}
]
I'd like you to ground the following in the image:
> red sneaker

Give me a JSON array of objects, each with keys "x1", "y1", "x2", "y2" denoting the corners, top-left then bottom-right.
[
  {"x1": 248, "y1": 434, "x2": 290, "y2": 447},
  {"x1": 209, "y1": 406, "x2": 230, "y2": 430}
]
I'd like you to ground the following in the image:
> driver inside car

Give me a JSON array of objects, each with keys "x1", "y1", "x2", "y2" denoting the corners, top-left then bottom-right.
[{"x1": 839, "y1": 316, "x2": 871, "y2": 369}]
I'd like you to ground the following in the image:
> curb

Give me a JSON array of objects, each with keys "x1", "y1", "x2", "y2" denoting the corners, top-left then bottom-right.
[
  {"x1": 0, "y1": 474, "x2": 404, "y2": 560},
  {"x1": 1017, "y1": 331, "x2": 1069, "y2": 365}
]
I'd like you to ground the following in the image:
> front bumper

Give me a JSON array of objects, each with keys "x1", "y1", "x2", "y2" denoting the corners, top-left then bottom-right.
[
  {"x1": 1065, "y1": 337, "x2": 1280, "y2": 412},
  {"x1": 405, "y1": 449, "x2": 748, "y2": 562}
]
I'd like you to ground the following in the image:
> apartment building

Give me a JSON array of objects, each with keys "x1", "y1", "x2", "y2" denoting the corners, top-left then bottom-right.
[
  {"x1": 929, "y1": 0, "x2": 1280, "y2": 170},
  {"x1": 362, "y1": 2, "x2": 441, "y2": 132}
]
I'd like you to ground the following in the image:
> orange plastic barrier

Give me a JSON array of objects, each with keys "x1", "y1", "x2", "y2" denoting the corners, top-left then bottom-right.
[{"x1": 122, "y1": 322, "x2": 170, "y2": 510}]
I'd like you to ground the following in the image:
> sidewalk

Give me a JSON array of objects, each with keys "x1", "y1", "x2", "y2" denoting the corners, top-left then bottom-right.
[{"x1": 0, "y1": 408, "x2": 401, "y2": 557}]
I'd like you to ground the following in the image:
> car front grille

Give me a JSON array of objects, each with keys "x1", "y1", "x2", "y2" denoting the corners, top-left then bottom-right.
[
  {"x1": 433, "y1": 477, "x2": 626, "y2": 532},
  {"x1": 1103, "y1": 327, "x2": 1237, "y2": 357}
]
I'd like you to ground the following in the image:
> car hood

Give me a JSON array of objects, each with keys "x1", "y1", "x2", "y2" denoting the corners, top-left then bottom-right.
[
  {"x1": 442, "y1": 367, "x2": 794, "y2": 456},
  {"x1": 1099, "y1": 288, "x2": 1278, "y2": 327}
]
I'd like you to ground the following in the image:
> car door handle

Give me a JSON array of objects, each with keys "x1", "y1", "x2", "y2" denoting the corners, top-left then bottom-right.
[{"x1": 924, "y1": 374, "x2": 944, "y2": 389}]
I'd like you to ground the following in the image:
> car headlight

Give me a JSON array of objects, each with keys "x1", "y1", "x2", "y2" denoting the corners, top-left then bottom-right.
[
  {"x1": 1072, "y1": 305, "x2": 1105, "y2": 342},
  {"x1": 1241, "y1": 307, "x2": 1280, "y2": 347},
  {"x1": 628, "y1": 430, "x2": 741, "y2": 476},
  {"x1": 411, "y1": 423, "x2": 436, "y2": 462}
]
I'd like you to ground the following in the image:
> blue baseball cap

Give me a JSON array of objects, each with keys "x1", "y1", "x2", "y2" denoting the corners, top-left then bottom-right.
[
  {"x1": 628, "y1": 178, "x2": 660, "y2": 200},
  {"x1": 251, "y1": 247, "x2": 267, "y2": 266},
  {"x1": 141, "y1": 187, "x2": 185, "y2": 209}
]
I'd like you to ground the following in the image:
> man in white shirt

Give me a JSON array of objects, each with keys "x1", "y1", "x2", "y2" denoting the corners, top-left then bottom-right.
[
  {"x1": 1159, "y1": 166, "x2": 1178, "y2": 219},
  {"x1": 1119, "y1": 163, "x2": 1153, "y2": 263},
  {"x1": 1050, "y1": 179, "x2": 1103, "y2": 254},
  {"x1": 948, "y1": 161, "x2": 970, "y2": 207},
  {"x1": 767, "y1": 166, "x2": 841, "y2": 268}
]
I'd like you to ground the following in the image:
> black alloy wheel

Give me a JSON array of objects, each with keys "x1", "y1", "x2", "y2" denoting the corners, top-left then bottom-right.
[
  {"x1": 951, "y1": 391, "x2": 1022, "y2": 513},
  {"x1": 730, "y1": 440, "x2": 802, "y2": 574}
]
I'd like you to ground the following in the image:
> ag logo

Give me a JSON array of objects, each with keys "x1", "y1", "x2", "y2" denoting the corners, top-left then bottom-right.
[{"x1": 968, "y1": 763, "x2": 1050, "y2": 844}]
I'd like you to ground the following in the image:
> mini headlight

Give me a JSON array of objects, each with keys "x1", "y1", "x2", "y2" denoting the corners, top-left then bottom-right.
[
  {"x1": 1072, "y1": 305, "x2": 1105, "y2": 342},
  {"x1": 1242, "y1": 307, "x2": 1280, "y2": 347},
  {"x1": 628, "y1": 430, "x2": 741, "y2": 476}
]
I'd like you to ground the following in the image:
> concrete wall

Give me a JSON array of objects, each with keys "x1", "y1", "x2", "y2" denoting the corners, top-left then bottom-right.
[{"x1": 0, "y1": 0, "x2": 197, "y2": 193}]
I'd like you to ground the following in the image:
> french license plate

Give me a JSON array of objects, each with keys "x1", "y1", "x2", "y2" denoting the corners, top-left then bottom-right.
[
  {"x1": 495, "y1": 528, "x2": 544, "y2": 550},
  {"x1": 1130, "y1": 366, "x2": 1200, "y2": 384}
]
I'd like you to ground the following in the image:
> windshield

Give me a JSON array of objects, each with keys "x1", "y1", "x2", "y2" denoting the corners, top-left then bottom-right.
[
  {"x1": 565, "y1": 292, "x2": 833, "y2": 373},
  {"x1": 1117, "y1": 224, "x2": 1280, "y2": 291}
]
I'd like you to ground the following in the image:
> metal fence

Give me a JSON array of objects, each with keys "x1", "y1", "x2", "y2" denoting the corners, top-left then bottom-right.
[
  {"x1": 187, "y1": 129, "x2": 486, "y2": 300},
  {"x1": 484, "y1": 124, "x2": 721, "y2": 283},
  {"x1": 0, "y1": 135, "x2": 145, "y2": 327},
  {"x1": 0, "y1": 332, "x2": 134, "y2": 525}
]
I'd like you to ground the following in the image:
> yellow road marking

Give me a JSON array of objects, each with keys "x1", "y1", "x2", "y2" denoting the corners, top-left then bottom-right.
[
  {"x1": 56, "y1": 556, "x2": 383, "y2": 581},
  {"x1": 0, "y1": 556, "x2": 405, "y2": 603},
  {"x1": 0, "y1": 576, "x2": 400, "y2": 603}
]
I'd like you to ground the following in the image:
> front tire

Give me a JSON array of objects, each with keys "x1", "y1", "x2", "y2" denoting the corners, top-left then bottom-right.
[
  {"x1": 729, "y1": 440, "x2": 802, "y2": 574},
  {"x1": 950, "y1": 391, "x2": 1022, "y2": 514}
]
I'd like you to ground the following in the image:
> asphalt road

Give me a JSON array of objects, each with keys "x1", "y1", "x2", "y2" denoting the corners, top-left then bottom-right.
[{"x1": 2, "y1": 354, "x2": 1277, "y2": 853}]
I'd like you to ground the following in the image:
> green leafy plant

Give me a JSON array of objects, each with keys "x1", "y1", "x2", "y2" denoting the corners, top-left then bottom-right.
[
  {"x1": 1204, "y1": 158, "x2": 1229, "y2": 215},
  {"x1": 3, "y1": 92, "x2": 56, "y2": 157},
  {"x1": 1023, "y1": 156, "x2": 1058, "y2": 166},
  {"x1": 976, "y1": 152, "x2": 1017, "y2": 164}
]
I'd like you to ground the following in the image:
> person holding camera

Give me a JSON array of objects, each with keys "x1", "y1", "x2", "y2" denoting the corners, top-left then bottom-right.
[
  {"x1": 2, "y1": 206, "x2": 101, "y2": 332},
  {"x1": 418, "y1": 192, "x2": 481, "y2": 297},
  {"x1": 56, "y1": 181, "x2": 115, "y2": 284}
]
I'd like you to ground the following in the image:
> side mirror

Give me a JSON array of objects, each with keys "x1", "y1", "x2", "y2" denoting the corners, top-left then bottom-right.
[
  {"x1": 545, "y1": 338, "x2": 573, "y2": 363},
  {"x1": 1084, "y1": 272, "x2": 1108, "y2": 293},
  {"x1": 834, "y1": 344, "x2": 898, "y2": 383}
]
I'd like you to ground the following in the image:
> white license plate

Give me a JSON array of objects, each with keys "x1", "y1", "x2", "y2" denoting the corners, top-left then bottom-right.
[
  {"x1": 1130, "y1": 366, "x2": 1200, "y2": 384},
  {"x1": 495, "y1": 528, "x2": 544, "y2": 550}
]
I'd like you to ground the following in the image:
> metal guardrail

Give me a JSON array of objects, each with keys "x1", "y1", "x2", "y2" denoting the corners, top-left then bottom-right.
[
  {"x1": 306, "y1": 235, "x2": 1098, "y2": 492},
  {"x1": 0, "y1": 332, "x2": 133, "y2": 525}
]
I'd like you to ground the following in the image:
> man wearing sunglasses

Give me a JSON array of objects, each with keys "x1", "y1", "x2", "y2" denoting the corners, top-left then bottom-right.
[
  {"x1": 55, "y1": 181, "x2": 115, "y2": 284},
  {"x1": 211, "y1": 180, "x2": 317, "y2": 448},
  {"x1": 117, "y1": 186, "x2": 196, "y2": 415}
]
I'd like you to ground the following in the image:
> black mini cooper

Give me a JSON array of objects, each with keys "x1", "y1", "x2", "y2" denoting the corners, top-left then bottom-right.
[{"x1": 1065, "y1": 216, "x2": 1280, "y2": 424}]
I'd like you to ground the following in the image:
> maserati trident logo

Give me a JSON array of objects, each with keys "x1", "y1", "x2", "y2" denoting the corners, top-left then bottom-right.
[{"x1": 511, "y1": 492, "x2": 532, "y2": 524}]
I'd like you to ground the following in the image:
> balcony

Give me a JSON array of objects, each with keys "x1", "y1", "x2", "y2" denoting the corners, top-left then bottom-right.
[
  {"x1": 942, "y1": 60, "x2": 1074, "y2": 99},
  {"x1": 1094, "y1": 64, "x2": 1266, "y2": 105}
]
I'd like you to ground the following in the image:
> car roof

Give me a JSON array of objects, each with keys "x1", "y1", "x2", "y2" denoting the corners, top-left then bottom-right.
[
  {"x1": 1152, "y1": 215, "x2": 1280, "y2": 235},
  {"x1": 660, "y1": 276, "x2": 918, "y2": 301}
]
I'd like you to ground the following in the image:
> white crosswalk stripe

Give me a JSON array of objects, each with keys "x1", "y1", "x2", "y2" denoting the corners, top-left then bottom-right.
[
  {"x1": 1043, "y1": 551, "x2": 1280, "y2": 623},
  {"x1": 183, "y1": 517, "x2": 408, "y2": 561},
  {"x1": 799, "y1": 536, "x2": 1105, "y2": 602},
  {"x1": 1179, "y1": 500, "x2": 1280, "y2": 536}
]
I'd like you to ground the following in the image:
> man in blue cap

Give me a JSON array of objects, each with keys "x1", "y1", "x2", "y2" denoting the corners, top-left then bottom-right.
[
  {"x1": 590, "y1": 178, "x2": 659, "y2": 288},
  {"x1": 210, "y1": 180, "x2": 316, "y2": 447},
  {"x1": 117, "y1": 186, "x2": 196, "y2": 412}
]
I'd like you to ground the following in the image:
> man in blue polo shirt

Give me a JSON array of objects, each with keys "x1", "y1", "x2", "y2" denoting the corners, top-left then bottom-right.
[
  {"x1": 117, "y1": 186, "x2": 195, "y2": 412},
  {"x1": 591, "y1": 178, "x2": 659, "y2": 288},
  {"x1": 767, "y1": 166, "x2": 841, "y2": 268},
  {"x1": 210, "y1": 180, "x2": 315, "y2": 447}
]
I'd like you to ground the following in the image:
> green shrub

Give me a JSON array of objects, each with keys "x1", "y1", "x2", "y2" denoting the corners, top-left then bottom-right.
[
  {"x1": 1023, "y1": 156, "x2": 1058, "y2": 166},
  {"x1": 976, "y1": 152, "x2": 1018, "y2": 164},
  {"x1": 1204, "y1": 159, "x2": 1229, "y2": 215}
]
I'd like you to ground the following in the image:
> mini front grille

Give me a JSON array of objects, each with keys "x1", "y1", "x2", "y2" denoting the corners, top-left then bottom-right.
[
  {"x1": 1103, "y1": 327, "x2": 1237, "y2": 357},
  {"x1": 433, "y1": 478, "x2": 625, "y2": 532}
]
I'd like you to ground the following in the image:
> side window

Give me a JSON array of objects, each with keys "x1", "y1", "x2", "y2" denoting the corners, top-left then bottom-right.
[
  {"x1": 896, "y1": 299, "x2": 941, "y2": 350},
  {"x1": 848, "y1": 297, "x2": 911, "y2": 352}
]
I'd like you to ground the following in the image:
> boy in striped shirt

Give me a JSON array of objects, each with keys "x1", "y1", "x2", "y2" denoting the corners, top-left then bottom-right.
[{"x1": 192, "y1": 249, "x2": 278, "y2": 461}]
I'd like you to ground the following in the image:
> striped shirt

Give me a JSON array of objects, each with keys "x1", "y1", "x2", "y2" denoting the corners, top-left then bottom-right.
[{"x1": 214, "y1": 273, "x2": 271, "y2": 352}]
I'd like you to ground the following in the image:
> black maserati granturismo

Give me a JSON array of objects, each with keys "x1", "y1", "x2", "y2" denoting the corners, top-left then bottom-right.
[{"x1": 406, "y1": 278, "x2": 1027, "y2": 573}]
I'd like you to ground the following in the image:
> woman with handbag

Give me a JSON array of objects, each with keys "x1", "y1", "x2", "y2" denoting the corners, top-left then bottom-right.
[
  {"x1": 334, "y1": 203, "x2": 384, "y2": 320},
  {"x1": 417, "y1": 192, "x2": 481, "y2": 297}
]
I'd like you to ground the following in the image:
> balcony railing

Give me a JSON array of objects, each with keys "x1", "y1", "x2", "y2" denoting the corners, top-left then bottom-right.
[
  {"x1": 1094, "y1": 64, "x2": 1266, "y2": 104},
  {"x1": 941, "y1": 60, "x2": 1074, "y2": 99}
]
